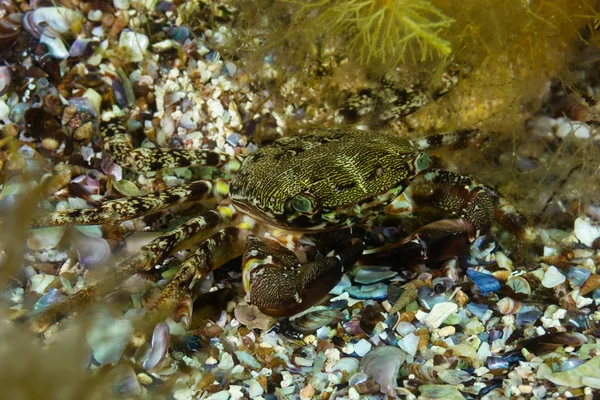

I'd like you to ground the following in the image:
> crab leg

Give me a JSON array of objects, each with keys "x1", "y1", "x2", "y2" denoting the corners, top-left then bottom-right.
[
  {"x1": 363, "y1": 169, "x2": 536, "y2": 265},
  {"x1": 147, "y1": 227, "x2": 248, "y2": 324},
  {"x1": 31, "y1": 179, "x2": 228, "y2": 227},
  {"x1": 101, "y1": 118, "x2": 237, "y2": 172},
  {"x1": 27, "y1": 205, "x2": 234, "y2": 332},
  {"x1": 243, "y1": 235, "x2": 364, "y2": 317}
]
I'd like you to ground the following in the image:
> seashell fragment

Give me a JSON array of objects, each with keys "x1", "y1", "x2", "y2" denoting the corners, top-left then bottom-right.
[
  {"x1": 87, "y1": 316, "x2": 134, "y2": 365},
  {"x1": 33, "y1": 287, "x2": 62, "y2": 310},
  {"x1": 418, "y1": 384, "x2": 466, "y2": 399},
  {"x1": 142, "y1": 322, "x2": 170, "y2": 370},
  {"x1": 119, "y1": 30, "x2": 150, "y2": 62},
  {"x1": 567, "y1": 267, "x2": 591, "y2": 287},
  {"x1": 345, "y1": 283, "x2": 388, "y2": 299},
  {"x1": 417, "y1": 285, "x2": 446, "y2": 311},
  {"x1": 73, "y1": 233, "x2": 111, "y2": 269},
  {"x1": 574, "y1": 216, "x2": 600, "y2": 247},
  {"x1": 546, "y1": 356, "x2": 600, "y2": 388},
  {"x1": 541, "y1": 266, "x2": 566, "y2": 288},
  {"x1": 27, "y1": 227, "x2": 67, "y2": 250},
  {"x1": 354, "y1": 267, "x2": 397, "y2": 284},
  {"x1": 420, "y1": 302, "x2": 458, "y2": 329},
  {"x1": 360, "y1": 346, "x2": 406, "y2": 398},
  {"x1": 466, "y1": 268, "x2": 500, "y2": 294},
  {"x1": 24, "y1": 7, "x2": 83, "y2": 39}
]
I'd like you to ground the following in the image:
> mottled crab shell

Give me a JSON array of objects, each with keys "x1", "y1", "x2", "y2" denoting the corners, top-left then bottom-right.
[{"x1": 230, "y1": 128, "x2": 429, "y2": 230}]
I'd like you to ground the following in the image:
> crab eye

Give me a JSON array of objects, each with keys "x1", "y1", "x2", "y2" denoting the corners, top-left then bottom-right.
[
  {"x1": 414, "y1": 152, "x2": 430, "y2": 172},
  {"x1": 288, "y1": 193, "x2": 320, "y2": 215}
]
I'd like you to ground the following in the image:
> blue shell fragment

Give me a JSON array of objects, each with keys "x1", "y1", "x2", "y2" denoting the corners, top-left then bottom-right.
[
  {"x1": 567, "y1": 267, "x2": 591, "y2": 287},
  {"x1": 466, "y1": 302, "x2": 489, "y2": 319},
  {"x1": 466, "y1": 268, "x2": 500, "y2": 295}
]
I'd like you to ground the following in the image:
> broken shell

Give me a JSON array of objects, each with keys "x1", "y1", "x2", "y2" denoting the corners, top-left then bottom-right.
[
  {"x1": 360, "y1": 346, "x2": 407, "y2": 398},
  {"x1": 142, "y1": 322, "x2": 170, "y2": 370}
]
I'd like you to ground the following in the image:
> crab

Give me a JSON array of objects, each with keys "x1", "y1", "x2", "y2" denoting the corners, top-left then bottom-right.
[{"x1": 24, "y1": 110, "x2": 537, "y2": 331}]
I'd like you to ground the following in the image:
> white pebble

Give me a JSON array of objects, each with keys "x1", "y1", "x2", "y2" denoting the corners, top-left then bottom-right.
[
  {"x1": 541, "y1": 266, "x2": 566, "y2": 288},
  {"x1": 114, "y1": 0, "x2": 130, "y2": 10},
  {"x1": 208, "y1": 390, "x2": 230, "y2": 400},
  {"x1": 354, "y1": 339, "x2": 372, "y2": 357},
  {"x1": 574, "y1": 216, "x2": 600, "y2": 247},
  {"x1": 88, "y1": 9, "x2": 103, "y2": 21},
  {"x1": 555, "y1": 117, "x2": 590, "y2": 139}
]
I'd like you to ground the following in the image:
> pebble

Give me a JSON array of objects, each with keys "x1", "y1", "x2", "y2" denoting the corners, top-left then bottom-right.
[
  {"x1": 542, "y1": 266, "x2": 566, "y2": 288},
  {"x1": 574, "y1": 217, "x2": 600, "y2": 247}
]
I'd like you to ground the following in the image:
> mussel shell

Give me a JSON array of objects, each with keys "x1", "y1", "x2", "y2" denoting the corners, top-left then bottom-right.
[
  {"x1": 289, "y1": 307, "x2": 345, "y2": 333},
  {"x1": 359, "y1": 303, "x2": 385, "y2": 335},
  {"x1": 517, "y1": 332, "x2": 588, "y2": 354}
]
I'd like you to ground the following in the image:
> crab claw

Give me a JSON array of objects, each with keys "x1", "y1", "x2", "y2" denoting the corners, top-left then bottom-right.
[
  {"x1": 362, "y1": 218, "x2": 475, "y2": 266},
  {"x1": 243, "y1": 237, "x2": 363, "y2": 317}
]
